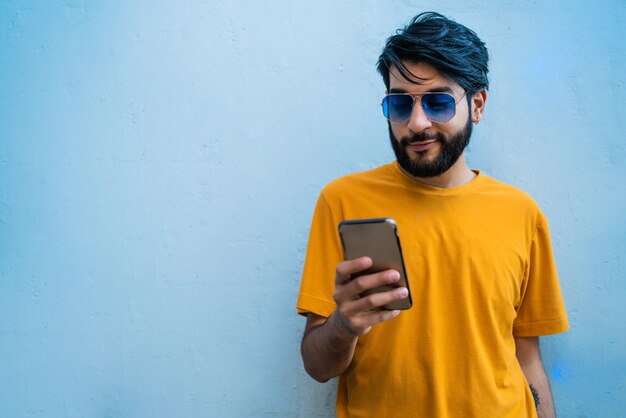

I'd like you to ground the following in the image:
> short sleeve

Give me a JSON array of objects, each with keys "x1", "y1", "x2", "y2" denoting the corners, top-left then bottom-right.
[
  {"x1": 513, "y1": 213, "x2": 569, "y2": 336},
  {"x1": 296, "y1": 190, "x2": 343, "y2": 318}
]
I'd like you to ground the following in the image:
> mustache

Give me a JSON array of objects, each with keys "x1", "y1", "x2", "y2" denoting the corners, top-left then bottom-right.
[{"x1": 400, "y1": 132, "x2": 444, "y2": 146}]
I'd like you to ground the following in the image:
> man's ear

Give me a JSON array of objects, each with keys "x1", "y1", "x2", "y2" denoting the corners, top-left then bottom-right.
[{"x1": 471, "y1": 90, "x2": 487, "y2": 123}]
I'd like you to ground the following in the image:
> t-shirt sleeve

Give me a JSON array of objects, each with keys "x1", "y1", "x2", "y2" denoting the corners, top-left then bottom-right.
[
  {"x1": 513, "y1": 212, "x2": 569, "y2": 336},
  {"x1": 296, "y1": 190, "x2": 344, "y2": 318}
]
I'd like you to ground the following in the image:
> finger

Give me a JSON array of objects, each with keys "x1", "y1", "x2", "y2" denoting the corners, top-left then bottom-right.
[
  {"x1": 360, "y1": 309, "x2": 401, "y2": 327},
  {"x1": 335, "y1": 269, "x2": 400, "y2": 305},
  {"x1": 348, "y1": 287, "x2": 409, "y2": 314},
  {"x1": 347, "y1": 269, "x2": 400, "y2": 296},
  {"x1": 333, "y1": 305, "x2": 401, "y2": 337},
  {"x1": 335, "y1": 257, "x2": 372, "y2": 285}
]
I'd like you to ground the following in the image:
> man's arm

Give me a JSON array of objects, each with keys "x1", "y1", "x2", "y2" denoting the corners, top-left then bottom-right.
[
  {"x1": 301, "y1": 312, "x2": 358, "y2": 382},
  {"x1": 515, "y1": 336, "x2": 556, "y2": 418},
  {"x1": 300, "y1": 257, "x2": 408, "y2": 382}
]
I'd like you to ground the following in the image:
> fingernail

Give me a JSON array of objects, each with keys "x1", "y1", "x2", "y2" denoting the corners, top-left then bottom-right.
[
  {"x1": 392, "y1": 310, "x2": 400, "y2": 317},
  {"x1": 390, "y1": 271, "x2": 400, "y2": 281},
  {"x1": 396, "y1": 288, "x2": 408, "y2": 297}
]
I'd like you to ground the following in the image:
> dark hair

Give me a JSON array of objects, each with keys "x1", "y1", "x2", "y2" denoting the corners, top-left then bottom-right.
[{"x1": 377, "y1": 12, "x2": 489, "y2": 94}]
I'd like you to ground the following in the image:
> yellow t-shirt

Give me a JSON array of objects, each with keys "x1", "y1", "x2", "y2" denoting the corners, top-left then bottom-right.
[{"x1": 297, "y1": 162, "x2": 569, "y2": 418}]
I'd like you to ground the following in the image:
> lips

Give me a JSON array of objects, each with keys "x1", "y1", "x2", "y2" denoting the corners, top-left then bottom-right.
[{"x1": 407, "y1": 140, "x2": 438, "y2": 152}]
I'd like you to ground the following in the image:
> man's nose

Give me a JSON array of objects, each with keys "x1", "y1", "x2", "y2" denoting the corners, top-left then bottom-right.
[{"x1": 406, "y1": 99, "x2": 433, "y2": 133}]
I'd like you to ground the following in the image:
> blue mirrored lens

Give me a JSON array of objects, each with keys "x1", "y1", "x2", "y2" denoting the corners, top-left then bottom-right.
[
  {"x1": 421, "y1": 94, "x2": 456, "y2": 122},
  {"x1": 382, "y1": 95, "x2": 413, "y2": 122}
]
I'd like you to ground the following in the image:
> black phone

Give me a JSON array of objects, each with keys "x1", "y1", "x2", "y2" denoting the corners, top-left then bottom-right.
[{"x1": 338, "y1": 218, "x2": 412, "y2": 310}]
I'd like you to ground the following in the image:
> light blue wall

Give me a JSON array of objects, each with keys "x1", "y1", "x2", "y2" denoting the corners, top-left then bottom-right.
[{"x1": 1, "y1": 1, "x2": 624, "y2": 417}]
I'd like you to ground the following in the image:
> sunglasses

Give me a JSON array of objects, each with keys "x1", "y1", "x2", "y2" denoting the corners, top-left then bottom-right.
[{"x1": 381, "y1": 91, "x2": 467, "y2": 124}]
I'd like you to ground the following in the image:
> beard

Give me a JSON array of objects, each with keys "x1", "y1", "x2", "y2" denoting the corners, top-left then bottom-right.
[{"x1": 389, "y1": 116, "x2": 473, "y2": 178}]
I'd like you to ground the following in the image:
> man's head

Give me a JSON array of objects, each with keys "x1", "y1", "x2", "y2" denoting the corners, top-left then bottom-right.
[{"x1": 377, "y1": 12, "x2": 489, "y2": 178}]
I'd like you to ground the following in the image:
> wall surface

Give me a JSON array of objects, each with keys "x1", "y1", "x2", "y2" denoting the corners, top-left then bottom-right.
[{"x1": 1, "y1": 1, "x2": 624, "y2": 417}]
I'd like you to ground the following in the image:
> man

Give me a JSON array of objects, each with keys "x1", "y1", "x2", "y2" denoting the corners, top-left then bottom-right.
[{"x1": 296, "y1": 12, "x2": 569, "y2": 418}]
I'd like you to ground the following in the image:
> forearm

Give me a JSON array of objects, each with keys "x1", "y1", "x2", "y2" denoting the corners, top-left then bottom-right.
[
  {"x1": 521, "y1": 360, "x2": 556, "y2": 418},
  {"x1": 301, "y1": 312, "x2": 358, "y2": 382}
]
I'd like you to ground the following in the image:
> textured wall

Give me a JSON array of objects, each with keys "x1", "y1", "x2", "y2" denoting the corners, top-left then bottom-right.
[{"x1": 0, "y1": 1, "x2": 624, "y2": 417}]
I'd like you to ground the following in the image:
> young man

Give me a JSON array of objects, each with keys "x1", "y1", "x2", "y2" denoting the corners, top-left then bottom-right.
[{"x1": 297, "y1": 12, "x2": 569, "y2": 418}]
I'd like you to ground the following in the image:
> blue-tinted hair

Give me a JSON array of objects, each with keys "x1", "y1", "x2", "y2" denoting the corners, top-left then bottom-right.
[{"x1": 377, "y1": 12, "x2": 489, "y2": 94}]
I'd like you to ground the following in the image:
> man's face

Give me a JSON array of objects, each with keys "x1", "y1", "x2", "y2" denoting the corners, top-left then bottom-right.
[{"x1": 387, "y1": 61, "x2": 473, "y2": 178}]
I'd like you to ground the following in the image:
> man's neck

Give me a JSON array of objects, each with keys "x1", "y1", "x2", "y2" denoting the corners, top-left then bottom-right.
[{"x1": 400, "y1": 154, "x2": 476, "y2": 188}]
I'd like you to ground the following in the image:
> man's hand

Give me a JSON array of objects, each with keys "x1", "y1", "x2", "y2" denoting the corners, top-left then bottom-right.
[
  {"x1": 332, "y1": 256, "x2": 409, "y2": 336},
  {"x1": 300, "y1": 257, "x2": 409, "y2": 382}
]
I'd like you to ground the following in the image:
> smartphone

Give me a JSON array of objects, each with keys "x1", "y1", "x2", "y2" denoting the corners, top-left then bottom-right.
[{"x1": 338, "y1": 218, "x2": 412, "y2": 310}]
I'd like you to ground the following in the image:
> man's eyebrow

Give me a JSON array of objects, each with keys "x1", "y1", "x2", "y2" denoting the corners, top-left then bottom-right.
[
  {"x1": 427, "y1": 86, "x2": 455, "y2": 93},
  {"x1": 389, "y1": 86, "x2": 455, "y2": 94}
]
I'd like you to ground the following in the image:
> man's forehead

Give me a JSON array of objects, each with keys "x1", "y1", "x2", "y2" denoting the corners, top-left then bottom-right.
[{"x1": 388, "y1": 62, "x2": 460, "y2": 92}]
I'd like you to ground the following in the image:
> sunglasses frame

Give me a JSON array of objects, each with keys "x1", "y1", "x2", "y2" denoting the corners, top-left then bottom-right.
[{"x1": 381, "y1": 90, "x2": 468, "y2": 124}]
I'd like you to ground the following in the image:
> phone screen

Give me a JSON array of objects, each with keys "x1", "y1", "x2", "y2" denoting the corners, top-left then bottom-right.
[{"x1": 338, "y1": 218, "x2": 412, "y2": 310}]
